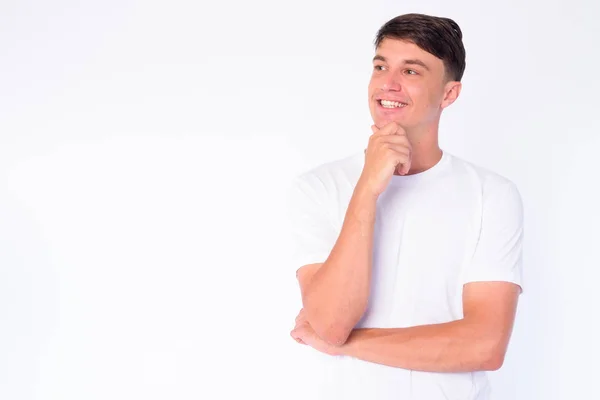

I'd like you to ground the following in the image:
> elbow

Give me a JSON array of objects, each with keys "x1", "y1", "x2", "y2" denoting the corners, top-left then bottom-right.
[
  {"x1": 479, "y1": 343, "x2": 507, "y2": 371},
  {"x1": 303, "y1": 298, "x2": 367, "y2": 347},
  {"x1": 306, "y1": 310, "x2": 356, "y2": 346},
  {"x1": 315, "y1": 324, "x2": 353, "y2": 347},
  {"x1": 482, "y1": 354, "x2": 505, "y2": 371},
  {"x1": 322, "y1": 327, "x2": 352, "y2": 347}
]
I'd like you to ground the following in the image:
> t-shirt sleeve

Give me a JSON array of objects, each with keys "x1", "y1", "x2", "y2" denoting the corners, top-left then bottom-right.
[
  {"x1": 286, "y1": 174, "x2": 339, "y2": 275},
  {"x1": 462, "y1": 181, "x2": 524, "y2": 292}
]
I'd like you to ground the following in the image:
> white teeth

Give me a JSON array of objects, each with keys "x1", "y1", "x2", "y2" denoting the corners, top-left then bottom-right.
[{"x1": 380, "y1": 99, "x2": 406, "y2": 108}]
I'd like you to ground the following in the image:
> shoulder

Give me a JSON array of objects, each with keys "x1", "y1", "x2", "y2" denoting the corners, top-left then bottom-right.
[
  {"x1": 446, "y1": 153, "x2": 523, "y2": 222},
  {"x1": 446, "y1": 152, "x2": 521, "y2": 197},
  {"x1": 290, "y1": 151, "x2": 363, "y2": 194}
]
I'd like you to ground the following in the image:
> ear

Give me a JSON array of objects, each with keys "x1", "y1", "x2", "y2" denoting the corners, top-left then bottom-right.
[{"x1": 441, "y1": 81, "x2": 462, "y2": 109}]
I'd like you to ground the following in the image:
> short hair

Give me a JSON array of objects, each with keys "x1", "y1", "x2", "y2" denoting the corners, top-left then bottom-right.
[{"x1": 374, "y1": 13, "x2": 466, "y2": 82}]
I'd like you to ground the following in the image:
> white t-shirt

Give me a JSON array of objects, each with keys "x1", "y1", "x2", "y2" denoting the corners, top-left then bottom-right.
[{"x1": 287, "y1": 149, "x2": 524, "y2": 400}]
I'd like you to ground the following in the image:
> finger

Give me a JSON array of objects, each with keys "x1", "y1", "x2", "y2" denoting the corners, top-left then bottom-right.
[
  {"x1": 371, "y1": 124, "x2": 378, "y2": 134},
  {"x1": 393, "y1": 156, "x2": 411, "y2": 175},
  {"x1": 393, "y1": 124, "x2": 407, "y2": 136},
  {"x1": 378, "y1": 134, "x2": 411, "y2": 147},
  {"x1": 378, "y1": 121, "x2": 399, "y2": 136},
  {"x1": 383, "y1": 146, "x2": 411, "y2": 174},
  {"x1": 385, "y1": 145, "x2": 411, "y2": 159},
  {"x1": 398, "y1": 157, "x2": 412, "y2": 175},
  {"x1": 294, "y1": 319, "x2": 306, "y2": 330},
  {"x1": 291, "y1": 329, "x2": 305, "y2": 344},
  {"x1": 291, "y1": 327, "x2": 304, "y2": 341}
]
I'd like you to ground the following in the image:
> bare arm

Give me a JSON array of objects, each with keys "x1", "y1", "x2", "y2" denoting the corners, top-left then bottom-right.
[
  {"x1": 338, "y1": 281, "x2": 520, "y2": 372},
  {"x1": 297, "y1": 183, "x2": 377, "y2": 346},
  {"x1": 294, "y1": 122, "x2": 412, "y2": 346}
]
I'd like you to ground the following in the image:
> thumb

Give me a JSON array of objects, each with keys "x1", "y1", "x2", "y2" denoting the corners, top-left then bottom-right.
[{"x1": 370, "y1": 124, "x2": 378, "y2": 134}]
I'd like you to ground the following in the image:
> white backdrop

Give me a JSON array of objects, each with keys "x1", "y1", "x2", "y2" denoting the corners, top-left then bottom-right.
[{"x1": 1, "y1": 0, "x2": 598, "y2": 399}]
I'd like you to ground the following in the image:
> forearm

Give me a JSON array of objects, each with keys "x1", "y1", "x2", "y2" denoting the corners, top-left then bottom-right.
[
  {"x1": 341, "y1": 319, "x2": 503, "y2": 372},
  {"x1": 303, "y1": 182, "x2": 377, "y2": 345}
]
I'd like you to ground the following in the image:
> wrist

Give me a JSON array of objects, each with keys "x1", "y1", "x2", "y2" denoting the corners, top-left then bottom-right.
[
  {"x1": 347, "y1": 185, "x2": 378, "y2": 222},
  {"x1": 354, "y1": 178, "x2": 380, "y2": 202}
]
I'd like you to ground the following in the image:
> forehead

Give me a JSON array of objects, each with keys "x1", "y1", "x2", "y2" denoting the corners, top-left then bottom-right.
[{"x1": 374, "y1": 38, "x2": 442, "y2": 68}]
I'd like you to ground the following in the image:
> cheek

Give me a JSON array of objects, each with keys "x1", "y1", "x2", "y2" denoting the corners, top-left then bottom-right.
[
  {"x1": 406, "y1": 85, "x2": 427, "y2": 110},
  {"x1": 368, "y1": 78, "x2": 378, "y2": 97},
  {"x1": 368, "y1": 73, "x2": 388, "y2": 92},
  {"x1": 412, "y1": 85, "x2": 442, "y2": 110}
]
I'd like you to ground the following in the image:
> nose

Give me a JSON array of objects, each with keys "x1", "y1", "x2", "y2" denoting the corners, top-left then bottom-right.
[{"x1": 382, "y1": 71, "x2": 402, "y2": 92}]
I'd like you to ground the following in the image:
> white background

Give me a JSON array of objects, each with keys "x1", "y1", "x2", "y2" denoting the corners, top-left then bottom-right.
[{"x1": 1, "y1": 0, "x2": 598, "y2": 399}]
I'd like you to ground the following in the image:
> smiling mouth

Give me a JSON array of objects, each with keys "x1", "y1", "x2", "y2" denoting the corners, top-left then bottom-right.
[{"x1": 378, "y1": 99, "x2": 408, "y2": 108}]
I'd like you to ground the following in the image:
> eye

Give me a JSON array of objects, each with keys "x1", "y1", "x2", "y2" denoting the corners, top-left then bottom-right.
[
  {"x1": 405, "y1": 69, "x2": 418, "y2": 75},
  {"x1": 374, "y1": 65, "x2": 386, "y2": 71}
]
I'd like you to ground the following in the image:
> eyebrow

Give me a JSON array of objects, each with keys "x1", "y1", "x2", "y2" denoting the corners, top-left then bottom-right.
[{"x1": 373, "y1": 55, "x2": 430, "y2": 71}]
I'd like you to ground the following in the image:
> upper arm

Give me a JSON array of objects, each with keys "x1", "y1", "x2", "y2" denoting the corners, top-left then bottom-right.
[
  {"x1": 296, "y1": 263, "x2": 323, "y2": 299},
  {"x1": 287, "y1": 175, "x2": 338, "y2": 282},
  {"x1": 461, "y1": 180, "x2": 524, "y2": 367},
  {"x1": 462, "y1": 281, "x2": 520, "y2": 359}
]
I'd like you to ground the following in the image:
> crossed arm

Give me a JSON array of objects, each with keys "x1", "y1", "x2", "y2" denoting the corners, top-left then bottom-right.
[
  {"x1": 289, "y1": 177, "x2": 522, "y2": 372},
  {"x1": 291, "y1": 264, "x2": 520, "y2": 372}
]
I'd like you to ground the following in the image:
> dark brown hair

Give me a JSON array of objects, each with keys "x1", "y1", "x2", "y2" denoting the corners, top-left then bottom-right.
[{"x1": 374, "y1": 13, "x2": 466, "y2": 82}]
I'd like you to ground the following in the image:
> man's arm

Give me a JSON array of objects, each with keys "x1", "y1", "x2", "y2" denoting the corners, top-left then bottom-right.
[
  {"x1": 297, "y1": 183, "x2": 377, "y2": 346},
  {"x1": 292, "y1": 122, "x2": 412, "y2": 346},
  {"x1": 338, "y1": 281, "x2": 520, "y2": 372}
]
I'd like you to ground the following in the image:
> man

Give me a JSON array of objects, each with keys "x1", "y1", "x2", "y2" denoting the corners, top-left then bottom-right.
[{"x1": 287, "y1": 13, "x2": 524, "y2": 400}]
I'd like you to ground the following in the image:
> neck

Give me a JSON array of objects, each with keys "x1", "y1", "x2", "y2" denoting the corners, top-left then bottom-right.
[{"x1": 400, "y1": 123, "x2": 442, "y2": 175}]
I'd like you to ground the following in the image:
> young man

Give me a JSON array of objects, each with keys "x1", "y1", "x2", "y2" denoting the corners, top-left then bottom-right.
[{"x1": 287, "y1": 13, "x2": 524, "y2": 399}]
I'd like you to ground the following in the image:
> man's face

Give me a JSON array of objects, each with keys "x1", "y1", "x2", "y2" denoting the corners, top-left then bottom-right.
[{"x1": 368, "y1": 38, "x2": 458, "y2": 131}]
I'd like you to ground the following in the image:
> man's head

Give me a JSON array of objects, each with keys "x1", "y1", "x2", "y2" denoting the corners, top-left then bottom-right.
[{"x1": 368, "y1": 13, "x2": 466, "y2": 132}]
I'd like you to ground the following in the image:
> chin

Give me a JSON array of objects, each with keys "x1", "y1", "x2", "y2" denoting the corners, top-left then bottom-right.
[
  {"x1": 374, "y1": 118, "x2": 408, "y2": 130},
  {"x1": 371, "y1": 108, "x2": 410, "y2": 130}
]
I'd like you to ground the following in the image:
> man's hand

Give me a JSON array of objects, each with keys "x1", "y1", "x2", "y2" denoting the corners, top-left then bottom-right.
[
  {"x1": 359, "y1": 122, "x2": 412, "y2": 198},
  {"x1": 292, "y1": 308, "x2": 308, "y2": 344},
  {"x1": 290, "y1": 309, "x2": 342, "y2": 356}
]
